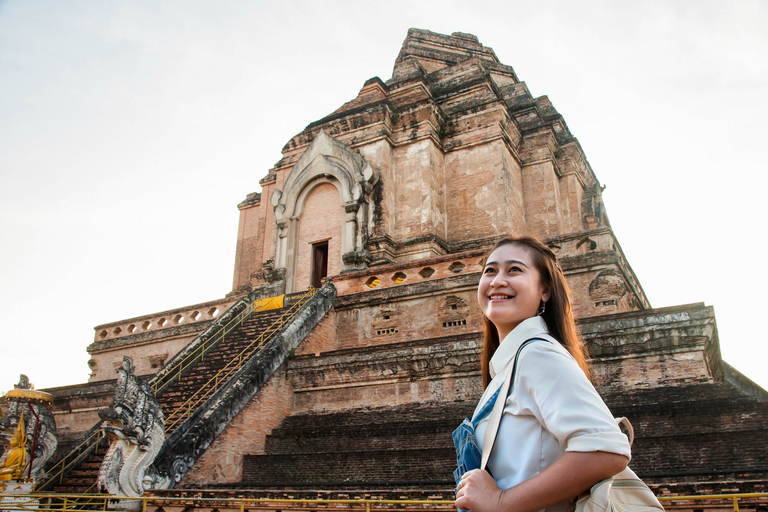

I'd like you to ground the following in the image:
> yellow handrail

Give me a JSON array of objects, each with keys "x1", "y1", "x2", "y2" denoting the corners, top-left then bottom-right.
[
  {"x1": 34, "y1": 290, "x2": 315, "y2": 491},
  {"x1": 36, "y1": 429, "x2": 105, "y2": 488},
  {"x1": 162, "y1": 289, "x2": 316, "y2": 432},
  {"x1": 152, "y1": 299, "x2": 256, "y2": 395},
  {"x1": 1, "y1": 492, "x2": 766, "y2": 512},
  {"x1": 657, "y1": 492, "x2": 768, "y2": 512}
]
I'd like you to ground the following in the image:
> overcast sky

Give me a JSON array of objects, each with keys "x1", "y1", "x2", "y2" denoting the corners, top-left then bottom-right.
[{"x1": 1, "y1": 0, "x2": 766, "y2": 392}]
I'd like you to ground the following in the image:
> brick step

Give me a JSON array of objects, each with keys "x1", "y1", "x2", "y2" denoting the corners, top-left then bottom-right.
[
  {"x1": 612, "y1": 409, "x2": 768, "y2": 437},
  {"x1": 265, "y1": 432, "x2": 456, "y2": 455},
  {"x1": 58, "y1": 477, "x2": 98, "y2": 485},
  {"x1": 630, "y1": 430, "x2": 768, "y2": 475},
  {"x1": 52, "y1": 485, "x2": 99, "y2": 494},
  {"x1": 146, "y1": 488, "x2": 457, "y2": 501},
  {"x1": 75, "y1": 465, "x2": 101, "y2": 474},
  {"x1": 269, "y1": 417, "x2": 469, "y2": 439},
  {"x1": 154, "y1": 307, "x2": 298, "y2": 422},
  {"x1": 601, "y1": 382, "x2": 761, "y2": 409},
  {"x1": 266, "y1": 417, "x2": 465, "y2": 441},
  {"x1": 270, "y1": 404, "x2": 475, "y2": 437},
  {"x1": 243, "y1": 448, "x2": 456, "y2": 486},
  {"x1": 73, "y1": 470, "x2": 100, "y2": 477}
]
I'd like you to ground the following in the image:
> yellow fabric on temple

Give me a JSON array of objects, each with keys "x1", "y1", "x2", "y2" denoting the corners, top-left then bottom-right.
[{"x1": 253, "y1": 295, "x2": 284, "y2": 312}]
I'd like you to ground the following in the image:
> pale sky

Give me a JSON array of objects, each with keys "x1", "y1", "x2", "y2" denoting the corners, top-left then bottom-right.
[{"x1": 1, "y1": 1, "x2": 766, "y2": 392}]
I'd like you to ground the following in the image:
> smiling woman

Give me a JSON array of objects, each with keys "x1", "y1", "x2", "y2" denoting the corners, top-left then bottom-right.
[
  {"x1": 455, "y1": 236, "x2": 630, "y2": 512},
  {"x1": 478, "y1": 244, "x2": 550, "y2": 342}
]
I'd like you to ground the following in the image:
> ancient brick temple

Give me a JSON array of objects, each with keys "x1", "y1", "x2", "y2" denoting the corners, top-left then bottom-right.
[{"x1": 20, "y1": 28, "x2": 766, "y2": 506}]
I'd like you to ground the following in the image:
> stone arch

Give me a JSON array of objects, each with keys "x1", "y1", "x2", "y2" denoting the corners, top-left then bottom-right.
[
  {"x1": 291, "y1": 179, "x2": 344, "y2": 291},
  {"x1": 271, "y1": 130, "x2": 379, "y2": 293}
]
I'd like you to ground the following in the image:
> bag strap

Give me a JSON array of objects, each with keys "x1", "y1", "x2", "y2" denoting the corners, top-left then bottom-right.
[
  {"x1": 480, "y1": 337, "x2": 548, "y2": 469},
  {"x1": 615, "y1": 417, "x2": 634, "y2": 446}
]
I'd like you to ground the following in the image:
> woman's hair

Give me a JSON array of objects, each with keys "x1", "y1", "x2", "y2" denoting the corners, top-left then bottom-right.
[{"x1": 480, "y1": 235, "x2": 591, "y2": 387}]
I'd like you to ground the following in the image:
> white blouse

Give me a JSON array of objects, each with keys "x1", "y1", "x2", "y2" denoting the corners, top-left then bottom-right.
[{"x1": 473, "y1": 316, "x2": 631, "y2": 512}]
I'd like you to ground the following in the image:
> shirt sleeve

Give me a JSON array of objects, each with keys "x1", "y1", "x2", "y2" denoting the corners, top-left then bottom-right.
[{"x1": 513, "y1": 342, "x2": 632, "y2": 460}]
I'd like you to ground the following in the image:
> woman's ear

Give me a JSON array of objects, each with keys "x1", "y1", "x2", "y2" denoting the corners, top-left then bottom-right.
[{"x1": 542, "y1": 287, "x2": 552, "y2": 303}]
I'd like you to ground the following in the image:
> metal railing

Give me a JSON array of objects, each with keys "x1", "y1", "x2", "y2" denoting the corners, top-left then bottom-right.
[
  {"x1": 161, "y1": 288, "x2": 316, "y2": 432},
  {"x1": 1, "y1": 492, "x2": 766, "y2": 512},
  {"x1": 35, "y1": 290, "x2": 315, "y2": 491},
  {"x1": 658, "y1": 492, "x2": 768, "y2": 511},
  {"x1": 150, "y1": 300, "x2": 253, "y2": 396},
  {"x1": 35, "y1": 428, "x2": 106, "y2": 492}
]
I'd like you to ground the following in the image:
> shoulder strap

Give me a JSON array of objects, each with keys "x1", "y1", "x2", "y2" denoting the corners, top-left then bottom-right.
[{"x1": 480, "y1": 337, "x2": 546, "y2": 469}]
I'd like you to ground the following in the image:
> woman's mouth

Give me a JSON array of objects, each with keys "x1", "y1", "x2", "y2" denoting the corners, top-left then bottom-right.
[{"x1": 489, "y1": 294, "x2": 512, "y2": 300}]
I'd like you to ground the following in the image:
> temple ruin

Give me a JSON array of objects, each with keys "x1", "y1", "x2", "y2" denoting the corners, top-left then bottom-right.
[{"x1": 2, "y1": 28, "x2": 766, "y2": 511}]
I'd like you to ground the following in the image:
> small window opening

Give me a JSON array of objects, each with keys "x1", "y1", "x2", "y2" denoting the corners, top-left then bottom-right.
[
  {"x1": 392, "y1": 272, "x2": 406, "y2": 283},
  {"x1": 311, "y1": 241, "x2": 329, "y2": 289}
]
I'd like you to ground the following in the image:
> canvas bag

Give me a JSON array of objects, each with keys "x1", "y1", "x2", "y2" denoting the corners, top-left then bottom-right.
[{"x1": 572, "y1": 417, "x2": 665, "y2": 512}]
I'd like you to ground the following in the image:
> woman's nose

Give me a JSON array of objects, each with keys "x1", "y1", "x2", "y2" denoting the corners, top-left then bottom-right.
[{"x1": 490, "y1": 273, "x2": 507, "y2": 286}]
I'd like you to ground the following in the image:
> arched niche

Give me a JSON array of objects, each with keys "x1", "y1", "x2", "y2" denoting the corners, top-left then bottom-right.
[{"x1": 271, "y1": 130, "x2": 379, "y2": 293}]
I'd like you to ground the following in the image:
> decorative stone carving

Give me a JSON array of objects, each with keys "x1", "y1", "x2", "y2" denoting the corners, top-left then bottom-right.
[
  {"x1": 271, "y1": 130, "x2": 380, "y2": 291},
  {"x1": 97, "y1": 357, "x2": 165, "y2": 497},
  {"x1": 588, "y1": 269, "x2": 628, "y2": 306},
  {"x1": 0, "y1": 374, "x2": 57, "y2": 481},
  {"x1": 372, "y1": 307, "x2": 400, "y2": 336},
  {"x1": 438, "y1": 295, "x2": 470, "y2": 327}
]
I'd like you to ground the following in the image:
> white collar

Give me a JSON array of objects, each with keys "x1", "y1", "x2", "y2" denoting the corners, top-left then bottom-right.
[{"x1": 489, "y1": 316, "x2": 551, "y2": 378}]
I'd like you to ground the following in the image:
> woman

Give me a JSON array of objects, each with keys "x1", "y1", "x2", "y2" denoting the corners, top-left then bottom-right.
[{"x1": 455, "y1": 236, "x2": 630, "y2": 512}]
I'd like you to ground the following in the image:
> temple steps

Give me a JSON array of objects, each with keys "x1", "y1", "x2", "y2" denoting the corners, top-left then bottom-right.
[
  {"x1": 599, "y1": 382, "x2": 768, "y2": 479},
  {"x1": 240, "y1": 380, "x2": 768, "y2": 492},
  {"x1": 157, "y1": 308, "x2": 288, "y2": 418},
  {"x1": 242, "y1": 401, "x2": 475, "y2": 489},
  {"x1": 38, "y1": 295, "x2": 315, "y2": 494},
  {"x1": 50, "y1": 444, "x2": 107, "y2": 494}
]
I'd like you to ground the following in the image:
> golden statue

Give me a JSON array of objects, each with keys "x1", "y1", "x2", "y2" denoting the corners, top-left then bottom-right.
[{"x1": 0, "y1": 411, "x2": 27, "y2": 481}]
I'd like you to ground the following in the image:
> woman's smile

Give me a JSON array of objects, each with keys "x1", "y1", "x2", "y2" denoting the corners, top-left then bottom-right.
[{"x1": 478, "y1": 244, "x2": 550, "y2": 341}]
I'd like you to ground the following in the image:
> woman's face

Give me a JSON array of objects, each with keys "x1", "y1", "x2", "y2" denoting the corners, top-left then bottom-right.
[{"x1": 478, "y1": 243, "x2": 551, "y2": 341}]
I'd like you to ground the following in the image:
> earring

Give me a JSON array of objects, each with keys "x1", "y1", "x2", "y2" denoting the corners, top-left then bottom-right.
[{"x1": 537, "y1": 301, "x2": 547, "y2": 316}]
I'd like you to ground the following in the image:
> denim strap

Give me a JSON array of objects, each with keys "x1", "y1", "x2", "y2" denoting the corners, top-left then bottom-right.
[{"x1": 471, "y1": 387, "x2": 501, "y2": 427}]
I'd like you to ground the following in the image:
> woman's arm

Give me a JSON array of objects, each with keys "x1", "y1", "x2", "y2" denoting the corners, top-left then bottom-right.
[{"x1": 456, "y1": 451, "x2": 628, "y2": 512}]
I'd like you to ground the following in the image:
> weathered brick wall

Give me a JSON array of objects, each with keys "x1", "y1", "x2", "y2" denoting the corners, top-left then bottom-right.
[
  {"x1": 288, "y1": 334, "x2": 482, "y2": 414},
  {"x1": 43, "y1": 380, "x2": 115, "y2": 458},
  {"x1": 444, "y1": 139, "x2": 526, "y2": 243},
  {"x1": 179, "y1": 363, "x2": 295, "y2": 486},
  {"x1": 293, "y1": 310, "x2": 339, "y2": 356},
  {"x1": 233, "y1": 193, "x2": 265, "y2": 293},
  {"x1": 334, "y1": 291, "x2": 480, "y2": 352}
]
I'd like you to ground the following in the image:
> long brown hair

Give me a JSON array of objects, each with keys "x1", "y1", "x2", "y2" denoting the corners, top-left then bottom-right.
[{"x1": 480, "y1": 236, "x2": 591, "y2": 387}]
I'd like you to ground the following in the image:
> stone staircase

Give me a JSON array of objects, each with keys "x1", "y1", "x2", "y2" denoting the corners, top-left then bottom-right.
[
  {"x1": 600, "y1": 381, "x2": 768, "y2": 496},
  {"x1": 239, "y1": 377, "x2": 768, "y2": 495},
  {"x1": 49, "y1": 443, "x2": 108, "y2": 494},
  {"x1": 152, "y1": 285, "x2": 336, "y2": 486},
  {"x1": 242, "y1": 401, "x2": 476, "y2": 489},
  {"x1": 157, "y1": 308, "x2": 288, "y2": 431},
  {"x1": 37, "y1": 285, "x2": 336, "y2": 493}
]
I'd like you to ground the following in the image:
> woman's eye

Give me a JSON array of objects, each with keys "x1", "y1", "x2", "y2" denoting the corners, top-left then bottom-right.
[
  {"x1": 483, "y1": 267, "x2": 496, "y2": 274},
  {"x1": 509, "y1": 266, "x2": 522, "y2": 273}
]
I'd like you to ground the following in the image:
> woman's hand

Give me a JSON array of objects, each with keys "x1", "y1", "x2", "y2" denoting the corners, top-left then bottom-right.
[
  {"x1": 455, "y1": 469, "x2": 503, "y2": 512},
  {"x1": 455, "y1": 452, "x2": 628, "y2": 512}
]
